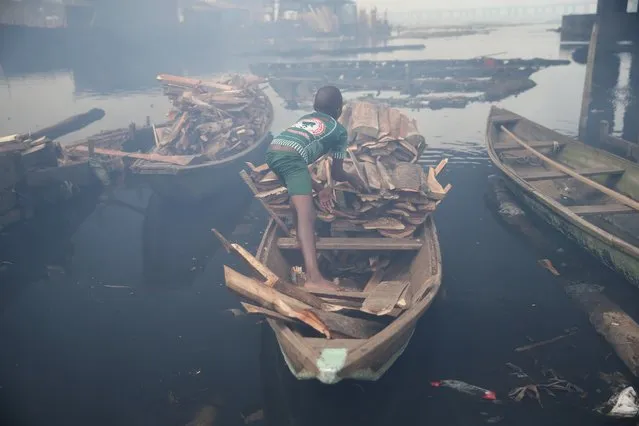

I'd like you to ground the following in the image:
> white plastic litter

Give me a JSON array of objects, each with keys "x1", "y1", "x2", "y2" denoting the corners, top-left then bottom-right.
[{"x1": 597, "y1": 386, "x2": 639, "y2": 418}]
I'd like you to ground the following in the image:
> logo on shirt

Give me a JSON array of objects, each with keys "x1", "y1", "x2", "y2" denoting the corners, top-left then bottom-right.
[{"x1": 291, "y1": 118, "x2": 326, "y2": 136}]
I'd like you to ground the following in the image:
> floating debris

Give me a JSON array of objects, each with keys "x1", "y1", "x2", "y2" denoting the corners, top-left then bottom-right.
[
  {"x1": 596, "y1": 386, "x2": 639, "y2": 418},
  {"x1": 537, "y1": 259, "x2": 560, "y2": 276},
  {"x1": 241, "y1": 409, "x2": 264, "y2": 424},
  {"x1": 431, "y1": 379, "x2": 497, "y2": 401},
  {"x1": 514, "y1": 328, "x2": 577, "y2": 352},
  {"x1": 223, "y1": 308, "x2": 246, "y2": 317},
  {"x1": 506, "y1": 362, "x2": 529, "y2": 379},
  {"x1": 509, "y1": 370, "x2": 586, "y2": 407},
  {"x1": 168, "y1": 390, "x2": 179, "y2": 405},
  {"x1": 510, "y1": 384, "x2": 543, "y2": 407},
  {"x1": 187, "y1": 405, "x2": 218, "y2": 426}
]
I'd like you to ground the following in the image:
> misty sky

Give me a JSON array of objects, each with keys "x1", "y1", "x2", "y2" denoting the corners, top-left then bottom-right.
[{"x1": 357, "y1": 0, "x2": 597, "y2": 11}]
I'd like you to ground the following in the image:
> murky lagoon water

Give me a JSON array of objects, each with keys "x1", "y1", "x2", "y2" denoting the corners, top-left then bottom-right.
[{"x1": 0, "y1": 23, "x2": 638, "y2": 426}]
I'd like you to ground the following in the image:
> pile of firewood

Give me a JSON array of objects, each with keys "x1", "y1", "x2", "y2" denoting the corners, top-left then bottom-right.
[
  {"x1": 244, "y1": 101, "x2": 451, "y2": 239},
  {"x1": 155, "y1": 74, "x2": 272, "y2": 160}
]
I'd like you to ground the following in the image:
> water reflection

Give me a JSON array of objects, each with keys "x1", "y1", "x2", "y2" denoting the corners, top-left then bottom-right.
[
  {"x1": 0, "y1": 192, "x2": 101, "y2": 314},
  {"x1": 141, "y1": 189, "x2": 254, "y2": 290}
]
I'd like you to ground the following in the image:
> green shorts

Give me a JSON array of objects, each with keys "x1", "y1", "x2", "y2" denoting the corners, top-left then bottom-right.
[{"x1": 265, "y1": 150, "x2": 312, "y2": 196}]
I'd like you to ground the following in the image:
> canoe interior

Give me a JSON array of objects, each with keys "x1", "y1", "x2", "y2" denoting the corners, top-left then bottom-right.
[
  {"x1": 487, "y1": 107, "x2": 639, "y2": 249},
  {"x1": 257, "y1": 215, "x2": 441, "y2": 382}
]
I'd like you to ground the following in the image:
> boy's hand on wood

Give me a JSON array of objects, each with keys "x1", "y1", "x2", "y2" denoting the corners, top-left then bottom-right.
[{"x1": 318, "y1": 187, "x2": 335, "y2": 212}]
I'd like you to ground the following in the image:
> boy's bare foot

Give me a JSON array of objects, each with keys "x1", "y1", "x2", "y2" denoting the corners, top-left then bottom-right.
[{"x1": 304, "y1": 278, "x2": 340, "y2": 292}]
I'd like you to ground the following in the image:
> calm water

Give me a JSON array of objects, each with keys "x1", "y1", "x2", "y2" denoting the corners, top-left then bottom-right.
[{"x1": 1, "y1": 23, "x2": 638, "y2": 426}]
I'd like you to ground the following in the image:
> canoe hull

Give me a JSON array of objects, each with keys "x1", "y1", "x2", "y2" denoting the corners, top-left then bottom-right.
[
  {"x1": 258, "y1": 217, "x2": 442, "y2": 384},
  {"x1": 503, "y1": 177, "x2": 639, "y2": 287},
  {"x1": 274, "y1": 324, "x2": 416, "y2": 384},
  {"x1": 486, "y1": 106, "x2": 639, "y2": 288},
  {"x1": 132, "y1": 133, "x2": 273, "y2": 201}
]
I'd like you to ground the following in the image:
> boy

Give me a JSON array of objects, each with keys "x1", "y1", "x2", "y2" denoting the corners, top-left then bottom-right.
[{"x1": 265, "y1": 86, "x2": 365, "y2": 292}]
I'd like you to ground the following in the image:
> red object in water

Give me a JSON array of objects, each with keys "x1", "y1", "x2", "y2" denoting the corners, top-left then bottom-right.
[{"x1": 431, "y1": 380, "x2": 497, "y2": 400}]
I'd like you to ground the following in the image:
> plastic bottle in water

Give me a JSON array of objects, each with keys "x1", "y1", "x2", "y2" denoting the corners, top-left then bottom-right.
[{"x1": 431, "y1": 380, "x2": 497, "y2": 400}]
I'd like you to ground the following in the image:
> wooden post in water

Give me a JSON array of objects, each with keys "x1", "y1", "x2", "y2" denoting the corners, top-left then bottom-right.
[
  {"x1": 578, "y1": 21, "x2": 600, "y2": 142},
  {"x1": 599, "y1": 119, "x2": 610, "y2": 144}
]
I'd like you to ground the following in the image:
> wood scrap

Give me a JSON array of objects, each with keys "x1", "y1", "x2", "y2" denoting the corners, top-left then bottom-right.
[
  {"x1": 225, "y1": 266, "x2": 382, "y2": 339},
  {"x1": 213, "y1": 228, "x2": 280, "y2": 287},
  {"x1": 363, "y1": 217, "x2": 405, "y2": 230},
  {"x1": 362, "y1": 281, "x2": 410, "y2": 316},
  {"x1": 362, "y1": 161, "x2": 382, "y2": 190},
  {"x1": 350, "y1": 102, "x2": 379, "y2": 138},
  {"x1": 241, "y1": 302, "x2": 295, "y2": 322},
  {"x1": 224, "y1": 266, "x2": 331, "y2": 337}
]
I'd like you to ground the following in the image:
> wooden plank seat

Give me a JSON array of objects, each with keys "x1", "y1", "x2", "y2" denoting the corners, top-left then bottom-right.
[
  {"x1": 520, "y1": 167, "x2": 625, "y2": 181},
  {"x1": 568, "y1": 204, "x2": 635, "y2": 215},
  {"x1": 277, "y1": 237, "x2": 423, "y2": 251},
  {"x1": 493, "y1": 141, "x2": 562, "y2": 151}
]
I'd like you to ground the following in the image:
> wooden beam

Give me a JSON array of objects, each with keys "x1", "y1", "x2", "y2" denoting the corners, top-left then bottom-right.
[
  {"x1": 277, "y1": 237, "x2": 423, "y2": 251},
  {"x1": 492, "y1": 141, "x2": 562, "y2": 151},
  {"x1": 578, "y1": 21, "x2": 599, "y2": 141},
  {"x1": 568, "y1": 204, "x2": 634, "y2": 215},
  {"x1": 518, "y1": 166, "x2": 625, "y2": 181},
  {"x1": 213, "y1": 228, "x2": 280, "y2": 287},
  {"x1": 502, "y1": 126, "x2": 639, "y2": 213},
  {"x1": 361, "y1": 281, "x2": 410, "y2": 316},
  {"x1": 69, "y1": 145, "x2": 199, "y2": 166}
]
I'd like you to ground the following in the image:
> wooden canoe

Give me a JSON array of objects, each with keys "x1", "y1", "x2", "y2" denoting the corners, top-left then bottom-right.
[
  {"x1": 486, "y1": 106, "x2": 639, "y2": 287},
  {"x1": 129, "y1": 98, "x2": 274, "y2": 201},
  {"x1": 255, "y1": 216, "x2": 442, "y2": 384}
]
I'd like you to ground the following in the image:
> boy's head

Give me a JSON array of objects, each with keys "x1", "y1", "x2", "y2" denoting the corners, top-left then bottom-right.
[{"x1": 313, "y1": 86, "x2": 343, "y2": 119}]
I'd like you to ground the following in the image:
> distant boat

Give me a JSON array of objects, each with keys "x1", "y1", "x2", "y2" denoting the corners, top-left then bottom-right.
[{"x1": 486, "y1": 106, "x2": 639, "y2": 287}]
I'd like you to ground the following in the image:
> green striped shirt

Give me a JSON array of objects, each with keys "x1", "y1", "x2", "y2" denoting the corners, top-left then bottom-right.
[{"x1": 271, "y1": 111, "x2": 348, "y2": 165}]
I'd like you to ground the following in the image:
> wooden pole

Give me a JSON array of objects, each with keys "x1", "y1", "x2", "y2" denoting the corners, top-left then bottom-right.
[
  {"x1": 578, "y1": 21, "x2": 600, "y2": 141},
  {"x1": 501, "y1": 126, "x2": 639, "y2": 212},
  {"x1": 69, "y1": 145, "x2": 198, "y2": 166}
]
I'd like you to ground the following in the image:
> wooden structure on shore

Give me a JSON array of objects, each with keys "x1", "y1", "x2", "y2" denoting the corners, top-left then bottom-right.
[{"x1": 251, "y1": 58, "x2": 570, "y2": 110}]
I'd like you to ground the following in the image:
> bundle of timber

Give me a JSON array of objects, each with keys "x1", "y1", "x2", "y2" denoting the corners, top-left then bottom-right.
[
  {"x1": 244, "y1": 101, "x2": 451, "y2": 239},
  {"x1": 155, "y1": 74, "x2": 271, "y2": 161}
]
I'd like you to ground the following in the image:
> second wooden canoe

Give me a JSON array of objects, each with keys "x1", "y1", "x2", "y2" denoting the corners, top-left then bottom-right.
[{"x1": 486, "y1": 106, "x2": 639, "y2": 287}]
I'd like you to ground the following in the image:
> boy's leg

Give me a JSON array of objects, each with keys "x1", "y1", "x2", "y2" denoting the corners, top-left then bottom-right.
[
  {"x1": 267, "y1": 150, "x2": 337, "y2": 291},
  {"x1": 290, "y1": 194, "x2": 338, "y2": 292}
]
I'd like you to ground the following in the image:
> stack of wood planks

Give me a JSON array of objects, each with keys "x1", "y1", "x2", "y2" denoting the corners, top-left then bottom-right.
[
  {"x1": 155, "y1": 74, "x2": 271, "y2": 161},
  {"x1": 244, "y1": 101, "x2": 451, "y2": 239}
]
